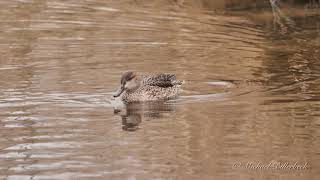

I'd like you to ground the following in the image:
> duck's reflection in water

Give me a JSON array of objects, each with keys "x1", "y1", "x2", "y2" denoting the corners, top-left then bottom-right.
[
  {"x1": 121, "y1": 110, "x2": 142, "y2": 131},
  {"x1": 115, "y1": 101, "x2": 175, "y2": 131}
]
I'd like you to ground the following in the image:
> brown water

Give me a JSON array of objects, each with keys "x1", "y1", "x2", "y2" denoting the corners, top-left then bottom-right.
[{"x1": 0, "y1": 1, "x2": 319, "y2": 179}]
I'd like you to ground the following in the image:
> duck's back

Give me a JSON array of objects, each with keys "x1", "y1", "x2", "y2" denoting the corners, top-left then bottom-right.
[{"x1": 141, "y1": 74, "x2": 182, "y2": 87}]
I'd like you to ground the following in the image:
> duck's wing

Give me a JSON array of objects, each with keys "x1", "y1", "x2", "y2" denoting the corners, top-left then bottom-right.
[{"x1": 142, "y1": 74, "x2": 182, "y2": 88}]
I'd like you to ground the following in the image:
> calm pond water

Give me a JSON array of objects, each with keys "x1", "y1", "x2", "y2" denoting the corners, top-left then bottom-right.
[{"x1": 0, "y1": 0, "x2": 319, "y2": 179}]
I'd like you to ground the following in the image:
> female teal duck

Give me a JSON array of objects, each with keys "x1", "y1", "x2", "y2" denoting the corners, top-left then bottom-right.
[{"x1": 113, "y1": 72, "x2": 182, "y2": 103}]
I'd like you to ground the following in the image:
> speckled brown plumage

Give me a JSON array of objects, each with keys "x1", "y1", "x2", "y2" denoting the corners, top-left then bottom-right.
[{"x1": 114, "y1": 72, "x2": 182, "y2": 103}]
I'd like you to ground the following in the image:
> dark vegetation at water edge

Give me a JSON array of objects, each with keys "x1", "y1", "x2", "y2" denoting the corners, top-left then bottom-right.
[
  {"x1": 170, "y1": 0, "x2": 320, "y2": 10},
  {"x1": 221, "y1": 0, "x2": 319, "y2": 10}
]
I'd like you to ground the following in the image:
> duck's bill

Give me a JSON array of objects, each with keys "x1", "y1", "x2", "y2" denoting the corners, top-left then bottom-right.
[{"x1": 113, "y1": 87, "x2": 125, "y2": 97}]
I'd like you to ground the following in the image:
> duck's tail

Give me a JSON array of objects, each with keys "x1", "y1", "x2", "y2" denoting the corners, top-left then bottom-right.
[{"x1": 172, "y1": 80, "x2": 183, "y2": 85}]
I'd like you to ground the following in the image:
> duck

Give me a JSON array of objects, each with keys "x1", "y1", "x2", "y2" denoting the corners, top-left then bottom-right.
[{"x1": 113, "y1": 71, "x2": 182, "y2": 103}]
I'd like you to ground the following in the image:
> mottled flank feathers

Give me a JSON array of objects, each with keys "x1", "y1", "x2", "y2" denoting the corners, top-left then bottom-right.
[{"x1": 141, "y1": 74, "x2": 182, "y2": 87}]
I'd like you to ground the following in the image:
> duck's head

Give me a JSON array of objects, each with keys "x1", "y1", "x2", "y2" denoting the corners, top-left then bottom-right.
[{"x1": 113, "y1": 71, "x2": 140, "y2": 98}]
